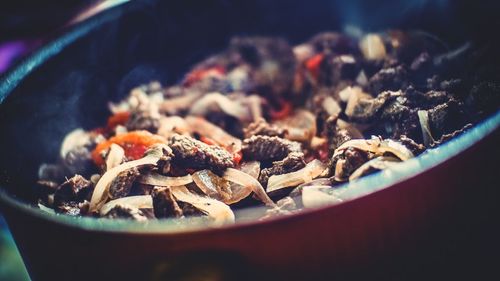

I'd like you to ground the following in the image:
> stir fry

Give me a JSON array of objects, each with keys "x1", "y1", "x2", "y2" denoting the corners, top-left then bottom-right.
[{"x1": 36, "y1": 31, "x2": 500, "y2": 224}]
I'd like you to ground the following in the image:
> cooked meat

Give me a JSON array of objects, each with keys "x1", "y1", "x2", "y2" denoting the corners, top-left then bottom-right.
[
  {"x1": 244, "y1": 118, "x2": 286, "y2": 139},
  {"x1": 346, "y1": 91, "x2": 395, "y2": 122},
  {"x1": 152, "y1": 186, "x2": 183, "y2": 218},
  {"x1": 428, "y1": 99, "x2": 466, "y2": 138},
  {"x1": 259, "y1": 152, "x2": 306, "y2": 186},
  {"x1": 466, "y1": 81, "x2": 500, "y2": 118},
  {"x1": 53, "y1": 175, "x2": 92, "y2": 207},
  {"x1": 169, "y1": 134, "x2": 234, "y2": 175},
  {"x1": 399, "y1": 135, "x2": 426, "y2": 155},
  {"x1": 242, "y1": 135, "x2": 302, "y2": 162},
  {"x1": 369, "y1": 65, "x2": 409, "y2": 94},
  {"x1": 64, "y1": 146, "x2": 94, "y2": 175},
  {"x1": 105, "y1": 204, "x2": 149, "y2": 221},
  {"x1": 431, "y1": 123, "x2": 473, "y2": 147},
  {"x1": 36, "y1": 30, "x2": 500, "y2": 222},
  {"x1": 108, "y1": 167, "x2": 140, "y2": 200},
  {"x1": 331, "y1": 147, "x2": 370, "y2": 181}
]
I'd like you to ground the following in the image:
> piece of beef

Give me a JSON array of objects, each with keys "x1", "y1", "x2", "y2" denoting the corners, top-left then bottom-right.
[
  {"x1": 126, "y1": 110, "x2": 160, "y2": 133},
  {"x1": 53, "y1": 175, "x2": 92, "y2": 207},
  {"x1": 428, "y1": 99, "x2": 467, "y2": 138},
  {"x1": 345, "y1": 90, "x2": 396, "y2": 122},
  {"x1": 56, "y1": 201, "x2": 89, "y2": 216},
  {"x1": 243, "y1": 118, "x2": 286, "y2": 139},
  {"x1": 242, "y1": 135, "x2": 302, "y2": 162},
  {"x1": 399, "y1": 135, "x2": 426, "y2": 155},
  {"x1": 169, "y1": 134, "x2": 234, "y2": 175},
  {"x1": 330, "y1": 147, "x2": 369, "y2": 181},
  {"x1": 64, "y1": 146, "x2": 95, "y2": 176},
  {"x1": 369, "y1": 65, "x2": 409, "y2": 94},
  {"x1": 108, "y1": 167, "x2": 140, "y2": 200},
  {"x1": 466, "y1": 81, "x2": 500, "y2": 119},
  {"x1": 104, "y1": 204, "x2": 149, "y2": 221},
  {"x1": 431, "y1": 123, "x2": 473, "y2": 147},
  {"x1": 259, "y1": 152, "x2": 306, "y2": 186},
  {"x1": 152, "y1": 187, "x2": 183, "y2": 219},
  {"x1": 177, "y1": 202, "x2": 205, "y2": 217},
  {"x1": 324, "y1": 117, "x2": 357, "y2": 156}
]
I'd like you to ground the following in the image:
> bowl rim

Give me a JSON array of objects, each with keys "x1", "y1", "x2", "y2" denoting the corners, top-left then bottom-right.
[{"x1": 0, "y1": 0, "x2": 499, "y2": 235}]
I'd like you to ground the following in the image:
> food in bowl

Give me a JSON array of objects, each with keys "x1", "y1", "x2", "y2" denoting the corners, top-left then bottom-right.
[{"x1": 35, "y1": 31, "x2": 500, "y2": 224}]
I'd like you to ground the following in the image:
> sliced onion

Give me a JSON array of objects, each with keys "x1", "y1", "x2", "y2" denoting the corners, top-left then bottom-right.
[
  {"x1": 160, "y1": 91, "x2": 203, "y2": 114},
  {"x1": 267, "y1": 159, "x2": 328, "y2": 193},
  {"x1": 192, "y1": 170, "x2": 231, "y2": 201},
  {"x1": 245, "y1": 95, "x2": 263, "y2": 122},
  {"x1": 60, "y1": 128, "x2": 91, "y2": 159},
  {"x1": 189, "y1": 92, "x2": 250, "y2": 121},
  {"x1": 348, "y1": 156, "x2": 400, "y2": 181},
  {"x1": 359, "y1": 34, "x2": 387, "y2": 61},
  {"x1": 185, "y1": 116, "x2": 242, "y2": 153},
  {"x1": 224, "y1": 161, "x2": 260, "y2": 205},
  {"x1": 170, "y1": 186, "x2": 235, "y2": 225},
  {"x1": 89, "y1": 144, "x2": 169, "y2": 212},
  {"x1": 105, "y1": 143, "x2": 125, "y2": 171},
  {"x1": 418, "y1": 110, "x2": 435, "y2": 147},
  {"x1": 38, "y1": 203, "x2": 56, "y2": 214},
  {"x1": 100, "y1": 195, "x2": 153, "y2": 216},
  {"x1": 333, "y1": 137, "x2": 414, "y2": 161},
  {"x1": 322, "y1": 96, "x2": 341, "y2": 117},
  {"x1": 302, "y1": 186, "x2": 343, "y2": 209},
  {"x1": 138, "y1": 172, "x2": 193, "y2": 187},
  {"x1": 274, "y1": 110, "x2": 317, "y2": 142},
  {"x1": 157, "y1": 116, "x2": 192, "y2": 139},
  {"x1": 339, "y1": 86, "x2": 366, "y2": 103},
  {"x1": 223, "y1": 168, "x2": 275, "y2": 207}
]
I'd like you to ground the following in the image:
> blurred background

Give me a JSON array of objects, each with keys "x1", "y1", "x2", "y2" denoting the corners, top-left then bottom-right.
[{"x1": 0, "y1": 0, "x2": 498, "y2": 280}]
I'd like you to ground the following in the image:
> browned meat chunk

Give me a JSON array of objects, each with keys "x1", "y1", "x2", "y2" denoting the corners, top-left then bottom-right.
[
  {"x1": 243, "y1": 118, "x2": 286, "y2": 139},
  {"x1": 53, "y1": 175, "x2": 92, "y2": 207},
  {"x1": 428, "y1": 99, "x2": 466, "y2": 137},
  {"x1": 399, "y1": 135, "x2": 426, "y2": 155},
  {"x1": 466, "y1": 81, "x2": 500, "y2": 119},
  {"x1": 369, "y1": 65, "x2": 408, "y2": 94},
  {"x1": 169, "y1": 134, "x2": 234, "y2": 175},
  {"x1": 152, "y1": 187, "x2": 183, "y2": 218},
  {"x1": 259, "y1": 152, "x2": 306, "y2": 186},
  {"x1": 108, "y1": 167, "x2": 140, "y2": 200},
  {"x1": 242, "y1": 135, "x2": 302, "y2": 162},
  {"x1": 331, "y1": 147, "x2": 369, "y2": 181},
  {"x1": 105, "y1": 204, "x2": 149, "y2": 221}
]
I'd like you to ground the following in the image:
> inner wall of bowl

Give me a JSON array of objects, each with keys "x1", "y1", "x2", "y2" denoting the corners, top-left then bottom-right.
[{"x1": 0, "y1": 0, "x2": 492, "y2": 202}]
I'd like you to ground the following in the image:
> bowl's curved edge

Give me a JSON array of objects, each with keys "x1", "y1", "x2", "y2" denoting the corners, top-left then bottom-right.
[{"x1": 0, "y1": 0, "x2": 133, "y2": 103}]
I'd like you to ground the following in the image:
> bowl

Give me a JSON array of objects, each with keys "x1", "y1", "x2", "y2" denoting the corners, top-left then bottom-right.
[{"x1": 0, "y1": 1, "x2": 499, "y2": 280}]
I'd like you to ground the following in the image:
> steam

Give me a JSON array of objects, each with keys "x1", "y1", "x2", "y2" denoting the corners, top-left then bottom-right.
[{"x1": 333, "y1": 0, "x2": 450, "y2": 33}]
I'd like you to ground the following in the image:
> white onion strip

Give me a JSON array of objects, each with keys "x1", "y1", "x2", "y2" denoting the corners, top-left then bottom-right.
[
  {"x1": 267, "y1": 160, "x2": 328, "y2": 193},
  {"x1": 100, "y1": 195, "x2": 153, "y2": 216},
  {"x1": 138, "y1": 173, "x2": 193, "y2": 187},
  {"x1": 170, "y1": 186, "x2": 235, "y2": 225},
  {"x1": 223, "y1": 168, "x2": 276, "y2": 207}
]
